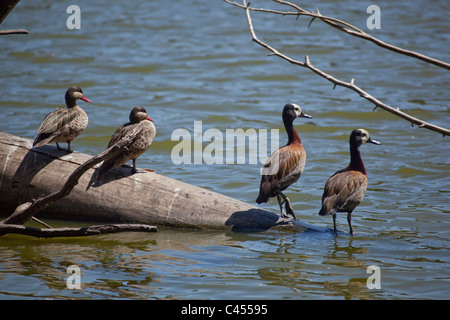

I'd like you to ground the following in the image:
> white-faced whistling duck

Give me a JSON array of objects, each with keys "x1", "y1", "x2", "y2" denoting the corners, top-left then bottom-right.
[
  {"x1": 319, "y1": 128, "x2": 380, "y2": 235},
  {"x1": 256, "y1": 103, "x2": 312, "y2": 220}
]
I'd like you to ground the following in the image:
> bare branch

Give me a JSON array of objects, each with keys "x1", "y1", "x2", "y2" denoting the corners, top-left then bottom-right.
[
  {"x1": 0, "y1": 1, "x2": 28, "y2": 35},
  {"x1": 224, "y1": 0, "x2": 450, "y2": 70},
  {"x1": 0, "y1": 223, "x2": 157, "y2": 238},
  {"x1": 0, "y1": 29, "x2": 28, "y2": 35},
  {"x1": 225, "y1": 0, "x2": 450, "y2": 136}
]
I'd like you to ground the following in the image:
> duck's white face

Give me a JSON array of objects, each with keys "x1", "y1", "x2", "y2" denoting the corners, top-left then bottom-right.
[
  {"x1": 292, "y1": 104, "x2": 302, "y2": 118},
  {"x1": 291, "y1": 103, "x2": 312, "y2": 119},
  {"x1": 355, "y1": 128, "x2": 381, "y2": 145}
]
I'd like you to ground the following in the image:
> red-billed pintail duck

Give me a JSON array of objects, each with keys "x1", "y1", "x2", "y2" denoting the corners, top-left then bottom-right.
[
  {"x1": 256, "y1": 103, "x2": 312, "y2": 220},
  {"x1": 97, "y1": 106, "x2": 156, "y2": 178},
  {"x1": 33, "y1": 86, "x2": 92, "y2": 152},
  {"x1": 319, "y1": 128, "x2": 380, "y2": 235}
]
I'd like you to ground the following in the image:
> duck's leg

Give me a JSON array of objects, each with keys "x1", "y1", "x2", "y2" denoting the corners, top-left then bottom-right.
[
  {"x1": 131, "y1": 159, "x2": 146, "y2": 174},
  {"x1": 284, "y1": 197, "x2": 296, "y2": 220},
  {"x1": 333, "y1": 213, "x2": 337, "y2": 234},
  {"x1": 276, "y1": 193, "x2": 286, "y2": 218},
  {"x1": 279, "y1": 192, "x2": 296, "y2": 220},
  {"x1": 347, "y1": 211, "x2": 354, "y2": 235},
  {"x1": 56, "y1": 142, "x2": 72, "y2": 153}
]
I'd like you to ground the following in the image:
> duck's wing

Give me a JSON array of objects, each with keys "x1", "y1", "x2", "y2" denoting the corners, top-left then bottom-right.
[
  {"x1": 106, "y1": 122, "x2": 134, "y2": 148},
  {"x1": 257, "y1": 145, "x2": 305, "y2": 203},
  {"x1": 319, "y1": 169, "x2": 367, "y2": 215},
  {"x1": 36, "y1": 107, "x2": 76, "y2": 135}
]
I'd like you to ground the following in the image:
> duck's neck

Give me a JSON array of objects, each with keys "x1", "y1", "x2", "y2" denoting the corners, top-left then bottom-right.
[
  {"x1": 65, "y1": 99, "x2": 77, "y2": 108},
  {"x1": 349, "y1": 143, "x2": 366, "y2": 174},
  {"x1": 283, "y1": 116, "x2": 301, "y2": 145}
]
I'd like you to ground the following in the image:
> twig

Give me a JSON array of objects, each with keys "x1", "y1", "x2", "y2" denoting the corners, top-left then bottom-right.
[
  {"x1": 31, "y1": 216, "x2": 52, "y2": 228},
  {"x1": 226, "y1": 0, "x2": 450, "y2": 136},
  {"x1": 0, "y1": 29, "x2": 28, "y2": 35},
  {"x1": 224, "y1": 0, "x2": 450, "y2": 70}
]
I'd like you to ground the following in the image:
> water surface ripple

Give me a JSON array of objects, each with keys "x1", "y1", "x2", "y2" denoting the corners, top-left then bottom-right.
[{"x1": 0, "y1": 0, "x2": 449, "y2": 300}]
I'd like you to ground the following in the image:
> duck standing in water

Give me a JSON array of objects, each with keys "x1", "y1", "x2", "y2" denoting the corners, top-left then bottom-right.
[
  {"x1": 319, "y1": 128, "x2": 380, "y2": 235},
  {"x1": 256, "y1": 103, "x2": 312, "y2": 220},
  {"x1": 33, "y1": 86, "x2": 92, "y2": 152},
  {"x1": 97, "y1": 106, "x2": 156, "y2": 178}
]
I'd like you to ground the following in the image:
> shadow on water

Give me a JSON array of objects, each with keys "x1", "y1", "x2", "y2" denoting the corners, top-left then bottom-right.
[
  {"x1": 225, "y1": 208, "x2": 333, "y2": 236},
  {"x1": 225, "y1": 208, "x2": 282, "y2": 232}
]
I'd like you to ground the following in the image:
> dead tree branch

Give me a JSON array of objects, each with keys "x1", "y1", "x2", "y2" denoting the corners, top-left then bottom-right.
[
  {"x1": 0, "y1": 223, "x2": 157, "y2": 238},
  {"x1": 225, "y1": 0, "x2": 450, "y2": 136},
  {"x1": 0, "y1": 0, "x2": 28, "y2": 35},
  {"x1": 0, "y1": 29, "x2": 28, "y2": 35},
  {"x1": 224, "y1": 0, "x2": 450, "y2": 70}
]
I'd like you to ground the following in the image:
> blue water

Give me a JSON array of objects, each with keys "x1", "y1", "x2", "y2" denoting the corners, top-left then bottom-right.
[{"x1": 0, "y1": 0, "x2": 449, "y2": 299}]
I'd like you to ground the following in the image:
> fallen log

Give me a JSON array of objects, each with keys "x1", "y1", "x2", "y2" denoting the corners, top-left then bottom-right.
[{"x1": 0, "y1": 131, "x2": 324, "y2": 232}]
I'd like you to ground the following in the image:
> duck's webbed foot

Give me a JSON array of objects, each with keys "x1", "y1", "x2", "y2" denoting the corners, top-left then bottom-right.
[
  {"x1": 284, "y1": 197, "x2": 296, "y2": 220},
  {"x1": 277, "y1": 193, "x2": 296, "y2": 220}
]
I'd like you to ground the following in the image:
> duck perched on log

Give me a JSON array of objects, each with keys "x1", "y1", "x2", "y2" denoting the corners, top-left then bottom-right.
[
  {"x1": 97, "y1": 106, "x2": 156, "y2": 178},
  {"x1": 33, "y1": 86, "x2": 92, "y2": 152},
  {"x1": 319, "y1": 128, "x2": 380, "y2": 235},
  {"x1": 256, "y1": 103, "x2": 312, "y2": 220}
]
